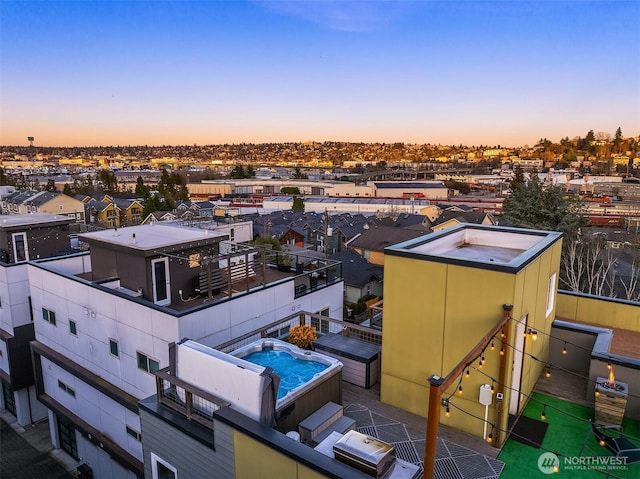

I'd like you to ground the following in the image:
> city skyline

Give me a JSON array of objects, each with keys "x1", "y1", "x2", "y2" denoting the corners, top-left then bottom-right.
[{"x1": 1, "y1": 1, "x2": 638, "y2": 148}]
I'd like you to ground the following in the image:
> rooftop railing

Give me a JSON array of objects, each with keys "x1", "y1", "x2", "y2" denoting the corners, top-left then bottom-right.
[
  {"x1": 215, "y1": 310, "x2": 382, "y2": 354},
  {"x1": 154, "y1": 367, "x2": 230, "y2": 431}
]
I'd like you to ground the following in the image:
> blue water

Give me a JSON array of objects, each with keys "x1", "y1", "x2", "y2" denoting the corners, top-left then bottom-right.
[{"x1": 241, "y1": 349, "x2": 329, "y2": 399}]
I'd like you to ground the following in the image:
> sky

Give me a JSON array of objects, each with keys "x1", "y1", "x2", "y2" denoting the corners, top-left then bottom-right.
[{"x1": 1, "y1": 1, "x2": 639, "y2": 148}]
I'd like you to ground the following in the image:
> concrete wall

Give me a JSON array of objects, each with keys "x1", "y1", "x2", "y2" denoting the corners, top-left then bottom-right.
[
  {"x1": 380, "y1": 236, "x2": 563, "y2": 440},
  {"x1": 550, "y1": 321, "x2": 640, "y2": 421},
  {"x1": 556, "y1": 291, "x2": 640, "y2": 332}
]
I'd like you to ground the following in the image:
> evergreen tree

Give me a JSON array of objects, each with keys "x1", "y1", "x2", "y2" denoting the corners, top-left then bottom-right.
[
  {"x1": 292, "y1": 196, "x2": 305, "y2": 212},
  {"x1": 97, "y1": 169, "x2": 119, "y2": 195},
  {"x1": 614, "y1": 127, "x2": 623, "y2": 153},
  {"x1": 44, "y1": 179, "x2": 57, "y2": 192},
  {"x1": 508, "y1": 164, "x2": 526, "y2": 193},
  {"x1": 135, "y1": 176, "x2": 150, "y2": 197},
  {"x1": 502, "y1": 175, "x2": 586, "y2": 240},
  {"x1": 230, "y1": 165, "x2": 246, "y2": 179},
  {"x1": 63, "y1": 184, "x2": 74, "y2": 197},
  {"x1": 0, "y1": 168, "x2": 8, "y2": 186}
]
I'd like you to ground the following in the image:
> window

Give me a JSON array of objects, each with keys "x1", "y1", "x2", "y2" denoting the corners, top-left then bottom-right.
[
  {"x1": 188, "y1": 253, "x2": 200, "y2": 268},
  {"x1": 151, "y1": 258, "x2": 170, "y2": 306},
  {"x1": 109, "y1": 339, "x2": 119, "y2": 358},
  {"x1": 58, "y1": 380, "x2": 76, "y2": 397},
  {"x1": 126, "y1": 425, "x2": 142, "y2": 442},
  {"x1": 69, "y1": 320, "x2": 77, "y2": 336},
  {"x1": 1, "y1": 380, "x2": 15, "y2": 415},
  {"x1": 151, "y1": 453, "x2": 176, "y2": 479},
  {"x1": 57, "y1": 415, "x2": 79, "y2": 460},
  {"x1": 311, "y1": 308, "x2": 330, "y2": 334},
  {"x1": 42, "y1": 307, "x2": 57, "y2": 326},
  {"x1": 12, "y1": 232, "x2": 28, "y2": 263},
  {"x1": 546, "y1": 273, "x2": 557, "y2": 317},
  {"x1": 137, "y1": 352, "x2": 159, "y2": 374}
]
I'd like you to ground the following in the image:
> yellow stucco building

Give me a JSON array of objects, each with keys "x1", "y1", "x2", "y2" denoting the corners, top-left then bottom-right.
[{"x1": 381, "y1": 224, "x2": 563, "y2": 445}]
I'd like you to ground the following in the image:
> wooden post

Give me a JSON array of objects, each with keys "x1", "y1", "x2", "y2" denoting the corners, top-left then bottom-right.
[
  {"x1": 424, "y1": 375, "x2": 444, "y2": 479},
  {"x1": 423, "y1": 304, "x2": 514, "y2": 475}
]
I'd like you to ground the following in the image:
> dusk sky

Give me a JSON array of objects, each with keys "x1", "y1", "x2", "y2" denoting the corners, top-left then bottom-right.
[{"x1": 1, "y1": 1, "x2": 638, "y2": 148}]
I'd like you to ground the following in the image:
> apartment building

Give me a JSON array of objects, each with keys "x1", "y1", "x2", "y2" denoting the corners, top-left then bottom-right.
[
  {"x1": 0, "y1": 189, "x2": 86, "y2": 222},
  {"x1": 0, "y1": 213, "x2": 75, "y2": 426},
  {"x1": 27, "y1": 222, "x2": 344, "y2": 478}
]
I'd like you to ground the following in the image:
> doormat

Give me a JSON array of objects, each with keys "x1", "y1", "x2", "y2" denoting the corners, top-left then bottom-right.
[{"x1": 510, "y1": 415, "x2": 549, "y2": 449}]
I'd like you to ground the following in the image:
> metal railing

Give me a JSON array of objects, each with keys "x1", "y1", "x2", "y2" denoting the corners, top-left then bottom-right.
[
  {"x1": 155, "y1": 367, "x2": 230, "y2": 431},
  {"x1": 214, "y1": 310, "x2": 382, "y2": 354}
]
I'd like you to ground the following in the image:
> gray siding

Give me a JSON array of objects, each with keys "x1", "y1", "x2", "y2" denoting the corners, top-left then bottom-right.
[{"x1": 140, "y1": 409, "x2": 234, "y2": 479}]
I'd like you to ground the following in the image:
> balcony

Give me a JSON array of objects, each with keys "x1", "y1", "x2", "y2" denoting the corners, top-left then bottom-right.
[{"x1": 154, "y1": 367, "x2": 230, "y2": 431}]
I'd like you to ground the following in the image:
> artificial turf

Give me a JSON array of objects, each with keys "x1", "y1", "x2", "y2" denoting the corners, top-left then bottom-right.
[{"x1": 498, "y1": 392, "x2": 640, "y2": 479}]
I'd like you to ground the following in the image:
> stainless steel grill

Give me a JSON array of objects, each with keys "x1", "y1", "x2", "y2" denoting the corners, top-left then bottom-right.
[{"x1": 333, "y1": 430, "x2": 395, "y2": 478}]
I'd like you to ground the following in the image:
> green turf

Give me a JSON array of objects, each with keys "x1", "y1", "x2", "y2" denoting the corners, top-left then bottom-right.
[{"x1": 498, "y1": 392, "x2": 640, "y2": 479}]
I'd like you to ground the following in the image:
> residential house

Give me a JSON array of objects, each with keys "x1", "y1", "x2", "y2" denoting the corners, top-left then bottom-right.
[
  {"x1": 430, "y1": 210, "x2": 496, "y2": 233},
  {"x1": 85, "y1": 198, "x2": 120, "y2": 228},
  {"x1": 0, "y1": 213, "x2": 75, "y2": 426},
  {"x1": 113, "y1": 198, "x2": 144, "y2": 226},
  {"x1": 328, "y1": 249, "x2": 383, "y2": 304},
  {"x1": 28, "y1": 223, "x2": 344, "y2": 478},
  {"x1": 347, "y1": 224, "x2": 431, "y2": 266},
  {"x1": 0, "y1": 189, "x2": 85, "y2": 223}
]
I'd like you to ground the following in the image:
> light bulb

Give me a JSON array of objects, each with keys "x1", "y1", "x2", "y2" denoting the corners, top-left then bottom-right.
[
  {"x1": 545, "y1": 369, "x2": 551, "y2": 378},
  {"x1": 445, "y1": 406, "x2": 450, "y2": 418},
  {"x1": 458, "y1": 385, "x2": 463, "y2": 395},
  {"x1": 532, "y1": 331, "x2": 538, "y2": 341},
  {"x1": 490, "y1": 341, "x2": 495, "y2": 351},
  {"x1": 465, "y1": 368, "x2": 470, "y2": 379}
]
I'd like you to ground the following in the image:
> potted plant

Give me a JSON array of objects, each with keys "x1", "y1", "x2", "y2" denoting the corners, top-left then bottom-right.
[
  {"x1": 288, "y1": 325, "x2": 317, "y2": 350},
  {"x1": 277, "y1": 253, "x2": 293, "y2": 272}
]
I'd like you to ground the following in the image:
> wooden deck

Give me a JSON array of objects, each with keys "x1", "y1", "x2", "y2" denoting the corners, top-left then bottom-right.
[{"x1": 533, "y1": 367, "x2": 593, "y2": 408}]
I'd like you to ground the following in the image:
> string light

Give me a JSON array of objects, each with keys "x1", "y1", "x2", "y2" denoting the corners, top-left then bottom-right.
[
  {"x1": 501, "y1": 328, "x2": 506, "y2": 339},
  {"x1": 491, "y1": 382, "x2": 495, "y2": 394},
  {"x1": 458, "y1": 384, "x2": 463, "y2": 395},
  {"x1": 465, "y1": 368, "x2": 470, "y2": 379},
  {"x1": 487, "y1": 427, "x2": 493, "y2": 443},
  {"x1": 531, "y1": 330, "x2": 538, "y2": 341},
  {"x1": 607, "y1": 363, "x2": 612, "y2": 370},
  {"x1": 541, "y1": 406, "x2": 547, "y2": 421},
  {"x1": 545, "y1": 368, "x2": 551, "y2": 378},
  {"x1": 490, "y1": 341, "x2": 495, "y2": 351},
  {"x1": 562, "y1": 342, "x2": 568, "y2": 355},
  {"x1": 445, "y1": 405, "x2": 450, "y2": 418},
  {"x1": 500, "y1": 347, "x2": 505, "y2": 356}
]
